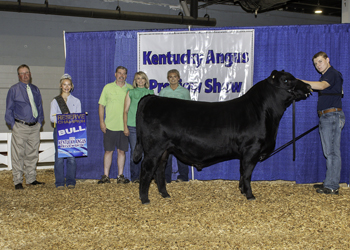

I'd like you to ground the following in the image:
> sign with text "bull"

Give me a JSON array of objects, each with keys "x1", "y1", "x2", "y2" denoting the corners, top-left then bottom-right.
[
  {"x1": 56, "y1": 113, "x2": 87, "y2": 158},
  {"x1": 137, "y1": 30, "x2": 254, "y2": 102}
]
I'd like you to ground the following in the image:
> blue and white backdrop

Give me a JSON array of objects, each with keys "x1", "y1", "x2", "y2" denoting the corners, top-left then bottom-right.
[
  {"x1": 64, "y1": 24, "x2": 350, "y2": 184},
  {"x1": 138, "y1": 30, "x2": 254, "y2": 101}
]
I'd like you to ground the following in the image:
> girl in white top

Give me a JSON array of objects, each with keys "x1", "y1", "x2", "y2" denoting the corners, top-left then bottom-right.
[{"x1": 50, "y1": 74, "x2": 81, "y2": 189}]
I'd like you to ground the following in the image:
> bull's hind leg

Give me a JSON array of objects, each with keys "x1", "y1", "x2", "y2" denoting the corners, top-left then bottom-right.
[
  {"x1": 155, "y1": 151, "x2": 170, "y2": 199},
  {"x1": 139, "y1": 156, "x2": 158, "y2": 204},
  {"x1": 239, "y1": 161, "x2": 244, "y2": 194},
  {"x1": 239, "y1": 157, "x2": 259, "y2": 200}
]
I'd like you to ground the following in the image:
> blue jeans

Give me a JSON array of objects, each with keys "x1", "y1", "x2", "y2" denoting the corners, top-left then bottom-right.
[
  {"x1": 319, "y1": 110, "x2": 345, "y2": 190},
  {"x1": 54, "y1": 128, "x2": 77, "y2": 187},
  {"x1": 165, "y1": 154, "x2": 189, "y2": 183},
  {"x1": 128, "y1": 126, "x2": 141, "y2": 181}
]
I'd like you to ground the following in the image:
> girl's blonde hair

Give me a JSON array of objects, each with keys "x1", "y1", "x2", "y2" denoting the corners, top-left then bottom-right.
[
  {"x1": 60, "y1": 73, "x2": 74, "y2": 92},
  {"x1": 133, "y1": 71, "x2": 150, "y2": 88}
]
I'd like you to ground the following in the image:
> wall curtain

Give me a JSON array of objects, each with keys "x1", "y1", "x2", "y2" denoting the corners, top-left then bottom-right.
[{"x1": 65, "y1": 24, "x2": 350, "y2": 184}]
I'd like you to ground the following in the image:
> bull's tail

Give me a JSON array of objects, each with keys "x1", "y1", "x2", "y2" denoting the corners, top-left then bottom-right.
[{"x1": 133, "y1": 142, "x2": 143, "y2": 163}]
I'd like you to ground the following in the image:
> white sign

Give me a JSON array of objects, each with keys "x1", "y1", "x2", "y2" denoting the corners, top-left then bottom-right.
[{"x1": 137, "y1": 30, "x2": 254, "y2": 102}]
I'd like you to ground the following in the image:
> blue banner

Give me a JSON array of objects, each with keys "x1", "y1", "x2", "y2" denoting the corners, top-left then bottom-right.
[{"x1": 56, "y1": 113, "x2": 88, "y2": 158}]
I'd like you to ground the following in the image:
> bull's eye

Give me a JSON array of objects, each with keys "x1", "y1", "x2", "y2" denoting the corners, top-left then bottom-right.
[{"x1": 284, "y1": 80, "x2": 288, "y2": 83}]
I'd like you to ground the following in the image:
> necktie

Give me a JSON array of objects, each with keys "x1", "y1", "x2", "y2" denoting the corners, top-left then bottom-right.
[{"x1": 27, "y1": 84, "x2": 38, "y2": 118}]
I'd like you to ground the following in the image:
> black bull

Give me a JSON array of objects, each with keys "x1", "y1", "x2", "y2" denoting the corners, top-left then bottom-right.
[{"x1": 133, "y1": 70, "x2": 312, "y2": 204}]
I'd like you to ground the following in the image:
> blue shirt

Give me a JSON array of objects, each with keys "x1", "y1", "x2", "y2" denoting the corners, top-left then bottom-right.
[
  {"x1": 318, "y1": 66, "x2": 343, "y2": 111},
  {"x1": 5, "y1": 82, "x2": 44, "y2": 129},
  {"x1": 50, "y1": 94, "x2": 82, "y2": 123}
]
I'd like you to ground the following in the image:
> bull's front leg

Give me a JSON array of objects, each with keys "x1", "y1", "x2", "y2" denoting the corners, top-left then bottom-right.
[{"x1": 139, "y1": 157, "x2": 156, "y2": 204}]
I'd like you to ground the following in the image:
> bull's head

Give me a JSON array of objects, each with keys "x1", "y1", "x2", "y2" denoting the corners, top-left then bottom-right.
[{"x1": 268, "y1": 70, "x2": 312, "y2": 100}]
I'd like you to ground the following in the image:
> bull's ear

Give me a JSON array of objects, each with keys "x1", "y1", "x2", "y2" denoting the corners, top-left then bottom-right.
[
  {"x1": 270, "y1": 70, "x2": 278, "y2": 76},
  {"x1": 268, "y1": 70, "x2": 278, "y2": 84},
  {"x1": 270, "y1": 70, "x2": 279, "y2": 79}
]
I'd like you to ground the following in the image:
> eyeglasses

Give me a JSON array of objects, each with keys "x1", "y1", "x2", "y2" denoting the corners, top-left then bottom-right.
[{"x1": 18, "y1": 72, "x2": 30, "y2": 76}]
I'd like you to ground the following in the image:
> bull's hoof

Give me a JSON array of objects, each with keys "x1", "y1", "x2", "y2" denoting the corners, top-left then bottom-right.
[
  {"x1": 160, "y1": 192, "x2": 170, "y2": 198},
  {"x1": 141, "y1": 198, "x2": 150, "y2": 204},
  {"x1": 246, "y1": 195, "x2": 256, "y2": 201}
]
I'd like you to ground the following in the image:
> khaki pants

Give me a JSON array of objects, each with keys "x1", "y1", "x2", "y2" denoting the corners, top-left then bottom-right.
[{"x1": 11, "y1": 122, "x2": 41, "y2": 185}]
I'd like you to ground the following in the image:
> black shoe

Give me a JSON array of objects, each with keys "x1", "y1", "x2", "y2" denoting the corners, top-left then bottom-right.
[
  {"x1": 132, "y1": 179, "x2": 140, "y2": 183},
  {"x1": 313, "y1": 183, "x2": 324, "y2": 189},
  {"x1": 15, "y1": 183, "x2": 24, "y2": 190},
  {"x1": 27, "y1": 180, "x2": 45, "y2": 185},
  {"x1": 176, "y1": 178, "x2": 189, "y2": 182},
  {"x1": 316, "y1": 187, "x2": 339, "y2": 195}
]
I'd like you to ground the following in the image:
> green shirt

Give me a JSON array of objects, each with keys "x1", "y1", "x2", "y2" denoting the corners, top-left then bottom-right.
[
  {"x1": 127, "y1": 88, "x2": 154, "y2": 127},
  {"x1": 159, "y1": 84, "x2": 191, "y2": 100},
  {"x1": 98, "y1": 81, "x2": 133, "y2": 131}
]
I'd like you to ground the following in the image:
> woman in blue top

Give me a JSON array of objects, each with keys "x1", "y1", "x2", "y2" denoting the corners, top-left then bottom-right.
[
  {"x1": 50, "y1": 74, "x2": 81, "y2": 189},
  {"x1": 123, "y1": 71, "x2": 154, "y2": 183}
]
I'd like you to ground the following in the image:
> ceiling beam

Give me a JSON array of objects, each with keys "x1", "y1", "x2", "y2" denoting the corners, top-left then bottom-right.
[
  {"x1": 288, "y1": 2, "x2": 341, "y2": 10},
  {"x1": 0, "y1": 1, "x2": 216, "y2": 27}
]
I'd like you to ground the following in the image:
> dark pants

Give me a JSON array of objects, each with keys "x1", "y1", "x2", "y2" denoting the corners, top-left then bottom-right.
[
  {"x1": 128, "y1": 126, "x2": 141, "y2": 181},
  {"x1": 165, "y1": 154, "x2": 189, "y2": 183},
  {"x1": 54, "y1": 128, "x2": 77, "y2": 187}
]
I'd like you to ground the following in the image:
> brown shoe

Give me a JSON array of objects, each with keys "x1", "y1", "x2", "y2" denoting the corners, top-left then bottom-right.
[
  {"x1": 117, "y1": 175, "x2": 130, "y2": 184},
  {"x1": 97, "y1": 175, "x2": 111, "y2": 184},
  {"x1": 316, "y1": 187, "x2": 339, "y2": 195}
]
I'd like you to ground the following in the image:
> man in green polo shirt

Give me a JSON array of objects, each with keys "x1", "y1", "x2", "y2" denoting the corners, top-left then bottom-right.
[
  {"x1": 159, "y1": 69, "x2": 191, "y2": 183},
  {"x1": 98, "y1": 66, "x2": 133, "y2": 184}
]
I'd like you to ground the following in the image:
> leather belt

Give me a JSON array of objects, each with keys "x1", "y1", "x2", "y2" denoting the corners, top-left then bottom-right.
[
  {"x1": 318, "y1": 108, "x2": 342, "y2": 117},
  {"x1": 15, "y1": 119, "x2": 37, "y2": 126}
]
